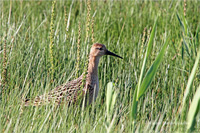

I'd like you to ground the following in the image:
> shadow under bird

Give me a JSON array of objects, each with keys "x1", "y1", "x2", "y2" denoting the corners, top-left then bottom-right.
[{"x1": 25, "y1": 43, "x2": 123, "y2": 106}]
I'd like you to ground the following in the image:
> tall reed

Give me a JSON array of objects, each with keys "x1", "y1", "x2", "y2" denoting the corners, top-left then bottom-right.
[
  {"x1": 140, "y1": 27, "x2": 147, "y2": 59},
  {"x1": 184, "y1": 0, "x2": 187, "y2": 17},
  {"x1": 64, "y1": 6, "x2": 68, "y2": 40},
  {"x1": 49, "y1": 0, "x2": 56, "y2": 81},
  {"x1": 81, "y1": 0, "x2": 92, "y2": 110},
  {"x1": 91, "y1": 17, "x2": 95, "y2": 43},
  {"x1": 2, "y1": 34, "x2": 7, "y2": 91},
  {"x1": 76, "y1": 22, "x2": 81, "y2": 78},
  {"x1": 86, "y1": 0, "x2": 91, "y2": 40}
]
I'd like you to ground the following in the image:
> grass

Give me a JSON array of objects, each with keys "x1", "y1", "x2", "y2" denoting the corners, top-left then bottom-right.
[{"x1": 0, "y1": 1, "x2": 200, "y2": 132}]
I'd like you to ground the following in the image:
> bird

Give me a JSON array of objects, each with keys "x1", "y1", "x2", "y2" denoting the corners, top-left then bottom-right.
[{"x1": 25, "y1": 43, "x2": 123, "y2": 106}]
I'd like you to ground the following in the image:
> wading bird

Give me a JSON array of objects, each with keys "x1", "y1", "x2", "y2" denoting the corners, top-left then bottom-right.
[{"x1": 25, "y1": 43, "x2": 122, "y2": 106}]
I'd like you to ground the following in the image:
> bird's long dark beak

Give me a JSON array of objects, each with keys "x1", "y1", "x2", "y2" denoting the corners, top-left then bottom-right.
[{"x1": 106, "y1": 50, "x2": 123, "y2": 59}]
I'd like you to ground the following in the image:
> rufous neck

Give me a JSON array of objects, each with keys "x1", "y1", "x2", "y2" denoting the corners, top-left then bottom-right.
[{"x1": 87, "y1": 55, "x2": 100, "y2": 76}]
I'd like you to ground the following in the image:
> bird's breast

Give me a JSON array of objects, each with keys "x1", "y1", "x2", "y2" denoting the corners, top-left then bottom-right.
[{"x1": 86, "y1": 75, "x2": 99, "y2": 102}]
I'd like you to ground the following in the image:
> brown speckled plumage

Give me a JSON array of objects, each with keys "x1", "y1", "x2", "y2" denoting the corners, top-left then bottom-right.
[{"x1": 25, "y1": 43, "x2": 122, "y2": 106}]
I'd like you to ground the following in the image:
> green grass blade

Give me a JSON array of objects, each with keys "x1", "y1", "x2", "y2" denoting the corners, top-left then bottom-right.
[
  {"x1": 146, "y1": 20, "x2": 157, "y2": 58},
  {"x1": 137, "y1": 38, "x2": 169, "y2": 99},
  {"x1": 106, "y1": 82, "x2": 113, "y2": 116},
  {"x1": 182, "y1": 48, "x2": 200, "y2": 113},
  {"x1": 177, "y1": 13, "x2": 190, "y2": 56},
  {"x1": 136, "y1": 18, "x2": 157, "y2": 100},
  {"x1": 183, "y1": 16, "x2": 188, "y2": 35},
  {"x1": 131, "y1": 88, "x2": 138, "y2": 122},
  {"x1": 176, "y1": 13, "x2": 185, "y2": 34},
  {"x1": 187, "y1": 85, "x2": 200, "y2": 131},
  {"x1": 110, "y1": 92, "x2": 117, "y2": 113},
  {"x1": 182, "y1": 37, "x2": 190, "y2": 57},
  {"x1": 195, "y1": 24, "x2": 199, "y2": 51}
]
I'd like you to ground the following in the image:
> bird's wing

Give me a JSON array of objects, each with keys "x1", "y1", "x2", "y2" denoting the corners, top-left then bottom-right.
[{"x1": 25, "y1": 75, "x2": 84, "y2": 106}]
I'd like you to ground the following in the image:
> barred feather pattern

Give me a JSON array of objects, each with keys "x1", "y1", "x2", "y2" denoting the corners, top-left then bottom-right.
[{"x1": 25, "y1": 75, "x2": 95, "y2": 106}]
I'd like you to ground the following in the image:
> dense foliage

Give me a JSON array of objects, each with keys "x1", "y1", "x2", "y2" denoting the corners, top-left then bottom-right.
[{"x1": 0, "y1": 1, "x2": 200, "y2": 132}]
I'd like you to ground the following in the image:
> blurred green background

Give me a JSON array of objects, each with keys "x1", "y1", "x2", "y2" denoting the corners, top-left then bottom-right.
[{"x1": 0, "y1": 0, "x2": 200, "y2": 132}]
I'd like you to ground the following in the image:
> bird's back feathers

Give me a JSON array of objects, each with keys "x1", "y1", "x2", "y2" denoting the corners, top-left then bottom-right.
[{"x1": 25, "y1": 75, "x2": 85, "y2": 106}]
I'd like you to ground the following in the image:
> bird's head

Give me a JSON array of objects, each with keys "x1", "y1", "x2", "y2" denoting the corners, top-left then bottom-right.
[{"x1": 90, "y1": 43, "x2": 123, "y2": 59}]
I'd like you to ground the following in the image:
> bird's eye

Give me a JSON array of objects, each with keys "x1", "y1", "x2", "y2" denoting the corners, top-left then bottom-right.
[{"x1": 96, "y1": 48, "x2": 103, "y2": 50}]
